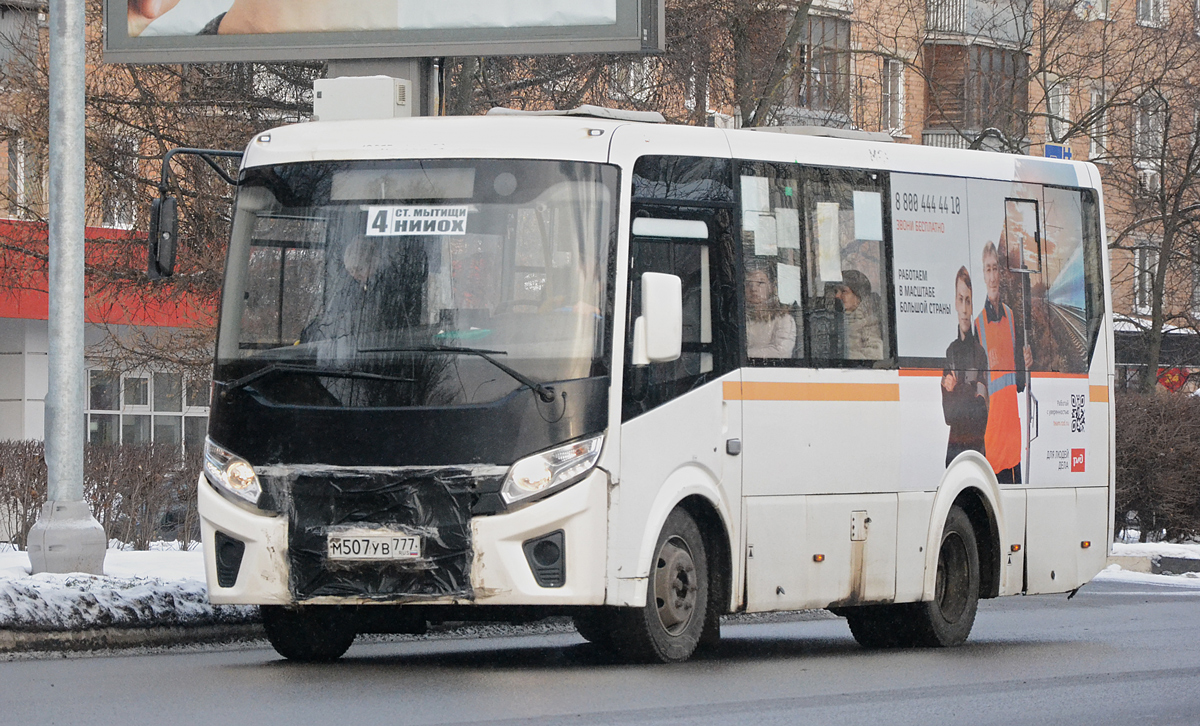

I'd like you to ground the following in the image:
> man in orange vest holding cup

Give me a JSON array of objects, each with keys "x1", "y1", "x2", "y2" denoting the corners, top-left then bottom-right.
[{"x1": 975, "y1": 241, "x2": 1033, "y2": 484}]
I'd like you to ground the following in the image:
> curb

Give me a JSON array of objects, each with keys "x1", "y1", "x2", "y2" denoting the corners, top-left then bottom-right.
[
  {"x1": 0, "y1": 623, "x2": 265, "y2": 654},
  {"x1": 1108, "y1": 555, "x2": 1152, "y2": 573}
]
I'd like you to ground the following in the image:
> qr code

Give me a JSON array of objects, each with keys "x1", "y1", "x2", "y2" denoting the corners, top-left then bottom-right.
[{"x1": 1071, "y1": 394, "x2": 1086, "y2": 433}]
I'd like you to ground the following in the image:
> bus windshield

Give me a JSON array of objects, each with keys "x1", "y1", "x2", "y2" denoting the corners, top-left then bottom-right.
[{"x1": 216, "y1": 159, "x2": 617, "y2": 407}]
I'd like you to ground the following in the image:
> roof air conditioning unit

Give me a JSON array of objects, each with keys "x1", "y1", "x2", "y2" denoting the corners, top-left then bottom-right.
[{"x1": 313, "y1": 76, "x2": 413, "y2": 122}]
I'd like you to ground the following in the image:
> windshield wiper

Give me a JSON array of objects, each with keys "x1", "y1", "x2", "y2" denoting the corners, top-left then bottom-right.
[
  {"x1": 222, "y1": 362, "x2": 415, "y2": 393},
  {"x1": 359, "y1": 345, "x2": 557, "y2": 403}
]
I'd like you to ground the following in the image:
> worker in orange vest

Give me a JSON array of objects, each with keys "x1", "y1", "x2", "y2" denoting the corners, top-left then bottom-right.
[{"x1": 974, "y1": 241, "x2": 1033, "y2": 484}]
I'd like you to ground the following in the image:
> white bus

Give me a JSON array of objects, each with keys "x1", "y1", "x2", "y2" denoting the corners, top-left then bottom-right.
[{"x1": 195, "y1": 107, "x2": 1114, "y2": 662}]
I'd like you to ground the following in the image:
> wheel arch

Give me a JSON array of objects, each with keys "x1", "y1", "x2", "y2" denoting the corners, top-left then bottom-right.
[
  {"x1": 622, "y1": 465, "x2": 736, "y2": 609},
  {"x1": 922, "y1": 452, "x2": 1004, "y2": 601},
  {"x1": 677, "y1": 494, "x2": 733, "y2": 616}
]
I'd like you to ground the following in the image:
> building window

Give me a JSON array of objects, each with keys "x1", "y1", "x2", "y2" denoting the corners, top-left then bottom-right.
[
  {"x1": 881, "y1": 59, "x2": 905, "y2": 132},
  {"x1": 1089, "y1": 87, "x2": 1108, "y2": 160},
  {"x1": 968, "y1": 45, "x2": 1028, "y2": 134},
  {"x1": 1136, "y1": 246, "x2": 1159, "y2": 311},
  {"x1": 609, "y1": 58, "x2": 657, "y2": 104},
  {"x1": 1134, "y1": 91, "x2": 1166, "y2": 168},
  {"x1": 6, "y1": 135, "x2": 43, "y2": 220},
  {"x1": 102, "y1": 136, "x2": 139, "y2": 230},
  {"x1": 793, "y1": 15, "x2": 853, "y2": 117},
  {"x1": 926, "y1": 0, "x2": 966, "y2": 33},
  {"x1": 1077, "y1": 0, "x2": 1110, "y2": 19},
  {"x1": 924, "y1": 43, "x2": 1028, "y2": 143},
  {"x1": 86, "y1": 369, "x2": 209, "y2": 454},
  {"x1": 1047, "y1": 80, "x2": 1070, "y2": 142},
  {"x1": 1138, "y1": 0, "x2": 1167, "y2": 26},
  {"x1": 1191, "y1": 259, "x2": 1200, "y2": 312}
]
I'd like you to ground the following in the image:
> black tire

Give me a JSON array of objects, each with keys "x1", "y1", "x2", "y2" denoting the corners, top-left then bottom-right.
[
  {"x1": 907, "y1": 505, "x2": 980, "y2": 647},
  {"x1": 261, "y1": 605, "x2": 357, "y2": 662},
  {"x1": 573, "y1": 607, "x2": 617, "y2": 648},
  {"x1": 609, "y1": 508, "x2": 710, "y2": 663},
  {"x1": 844, "y1": 604, "x2": 914, "y2": 649}
]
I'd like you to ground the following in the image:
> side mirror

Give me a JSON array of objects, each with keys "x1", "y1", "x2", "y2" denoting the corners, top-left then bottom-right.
[
  {"x1": 147, "y1": 196, "x2": 178, "y2": 279},
  {"x1": 631, "y1": 272, "x2": 682, "y2": 365}
]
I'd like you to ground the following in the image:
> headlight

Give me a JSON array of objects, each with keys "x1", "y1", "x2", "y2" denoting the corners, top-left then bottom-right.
[
  {"x1": 203, "y1": 438, "x2": 262, "y2": 506},
  {"x1": 501, "y1": 434, "x2": 604, "y2": 505}
]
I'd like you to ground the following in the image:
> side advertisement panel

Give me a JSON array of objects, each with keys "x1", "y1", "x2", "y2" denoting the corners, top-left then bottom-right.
[{"x1": 892, "y1": 173, "x2": 1092, "y2": 492}]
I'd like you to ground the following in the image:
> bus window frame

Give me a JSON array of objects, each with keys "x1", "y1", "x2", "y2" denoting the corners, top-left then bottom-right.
[{"x1": 735, "y1": 159, "x2": 898, "y2": 370}]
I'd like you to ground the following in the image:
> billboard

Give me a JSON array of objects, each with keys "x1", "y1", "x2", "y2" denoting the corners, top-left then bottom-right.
[{"x1": 105, "y1": 0, "x2": 663, "y2": 63}]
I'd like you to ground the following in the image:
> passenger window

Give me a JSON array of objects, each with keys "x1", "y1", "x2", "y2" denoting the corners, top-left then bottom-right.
[
  {"x1": 740, "y1": 167, "x2": 804, "y2": 362},
  {"x1": 803, "y1": 167, "x2": 891, "y2": 363}
]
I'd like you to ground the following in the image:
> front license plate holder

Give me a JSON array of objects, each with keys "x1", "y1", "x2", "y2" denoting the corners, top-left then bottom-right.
[{"x1": 326, "y1": 530, "x2": 422, "y2": 561}]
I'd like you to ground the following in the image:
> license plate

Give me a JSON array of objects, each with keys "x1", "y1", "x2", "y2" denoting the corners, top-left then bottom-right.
[{"x1": 327, "y1": 531, "x2": 421, "y2": 561}]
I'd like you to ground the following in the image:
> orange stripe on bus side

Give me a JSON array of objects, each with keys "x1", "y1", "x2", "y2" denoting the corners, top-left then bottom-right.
[
  {"x1": 1090, "y1": 385, "x2": 1109, "y2": 403},
  {"x1": 724, "y1": 381, "x2": 900, "y2": 402},
  {"x1": 898, "y1": 368, "x2": 943, "y2": 377}
]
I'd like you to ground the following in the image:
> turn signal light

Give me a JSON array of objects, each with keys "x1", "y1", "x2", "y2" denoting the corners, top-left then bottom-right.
[
  {"x1": 1010, "y1": 544, "x2": 1021, "y2": 553},
  {"x1": 1081, "y1": 541, "x2": 1091, "y2": 549},
  {"x1": 812, "y1": 554, "x2": 825, "y2": 563}
]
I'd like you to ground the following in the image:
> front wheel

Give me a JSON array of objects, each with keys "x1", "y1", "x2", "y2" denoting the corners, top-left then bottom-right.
[
  {"x1": 907, "y1": 505, "x2": 980, "y2": 647},
  {"x1": 261, "y1": 605, "x2": 357, "y2": 662},
  {"x1": 609, "y1": 508, "x2": 710, "y2": 663}
]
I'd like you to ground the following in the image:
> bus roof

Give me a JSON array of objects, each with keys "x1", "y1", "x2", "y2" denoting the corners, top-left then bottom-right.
[{"x1": 241, "y1": 115, "x2": 1099, "y2": 191}]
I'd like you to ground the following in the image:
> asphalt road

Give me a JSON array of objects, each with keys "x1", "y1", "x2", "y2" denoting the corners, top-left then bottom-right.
[{"x1": 2, "y1": 578, "x2": 1199, "y2": 726}]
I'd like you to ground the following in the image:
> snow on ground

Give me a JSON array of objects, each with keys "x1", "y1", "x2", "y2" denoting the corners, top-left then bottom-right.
[
  {"x1": 0, "y1": 544, "x2": 255, "y2": 632},
  {"x1": 1093, "y1": 564, "x2": 1200, "y2": 587},
  {"x1": 1111, "y1": 541, "x2": 1200, "y2": 560}
]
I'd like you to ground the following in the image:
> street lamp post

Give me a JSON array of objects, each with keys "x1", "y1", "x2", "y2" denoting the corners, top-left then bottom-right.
[{"x1": 27, "y1": 0, "x2": 107, "y2": 574}]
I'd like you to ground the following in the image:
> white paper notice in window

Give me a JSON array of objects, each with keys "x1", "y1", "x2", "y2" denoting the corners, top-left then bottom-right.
[
  {"x1": 853, "y1": 191, "x2": 884, "y2": 241},
  {"x1": 816, "y1": 202, "x2": 842, "y2": 282},
  {"x1": 777, "y1": 263, "x2": 802, "y2": 306},
  {"x1": 740, "y1": 176, "x2": 770, "y2": 214},
  {"x1": 775, "y1": 208, "x2": 801, "y2": 249}
]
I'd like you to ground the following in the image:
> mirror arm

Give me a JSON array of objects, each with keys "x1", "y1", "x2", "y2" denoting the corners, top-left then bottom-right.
[{"x1": 158, "y1": 147, "x2": 244, "y2": 193}]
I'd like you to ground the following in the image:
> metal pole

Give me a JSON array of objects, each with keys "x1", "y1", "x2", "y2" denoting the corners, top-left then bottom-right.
[{"x1": 28, "y1": 0, "x2": 106, "y2": 574}]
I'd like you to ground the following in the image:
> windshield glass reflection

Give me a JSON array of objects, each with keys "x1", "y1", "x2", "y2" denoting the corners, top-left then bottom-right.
[{"x1": 217, "y1": 159, "x2": 617, "y2": 408}]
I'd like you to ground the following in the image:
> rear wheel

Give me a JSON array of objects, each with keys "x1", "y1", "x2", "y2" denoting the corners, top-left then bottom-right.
[
  {"x1": 844, "y1": 604, "x2": 913, "y2": 649},
  {"x1": 907, "y1": 505, "x2": 980, "y2": 647},
  {"x1": 609, "y1": 508, "x2": 710, "y2": 663},
  {"x1": 261, "y1": 605, "x2": 357, "y2": 662}
]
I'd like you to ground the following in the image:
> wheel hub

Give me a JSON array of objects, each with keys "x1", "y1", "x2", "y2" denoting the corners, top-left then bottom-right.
[{"x1": 654, "y1": 536, "x2": 697, "y2": 635}]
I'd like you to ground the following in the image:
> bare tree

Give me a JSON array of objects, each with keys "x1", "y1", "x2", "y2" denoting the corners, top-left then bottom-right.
[{"x1": 0, "y1": 0, "x2": 320, "y2": 379}]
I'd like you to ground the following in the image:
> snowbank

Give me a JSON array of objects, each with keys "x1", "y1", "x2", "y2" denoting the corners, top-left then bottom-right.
[
  {"x1": 1111, "y1": 541, "x2": 1200, "y2": 560},
  {"x1": 1093, "y1": 563, "x2": 1200, "y2": 587},
  {"x1": 0, "y1": 547, "x2": 255, "y2": 632}
]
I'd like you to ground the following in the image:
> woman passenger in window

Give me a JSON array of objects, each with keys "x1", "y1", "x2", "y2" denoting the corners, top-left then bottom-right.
[
  {"x1": 835, "y1": 269, "x2": 885, "y2": 360},
  {"x1": 745, "y1": 261, "x2": 796, "y2": 358}
]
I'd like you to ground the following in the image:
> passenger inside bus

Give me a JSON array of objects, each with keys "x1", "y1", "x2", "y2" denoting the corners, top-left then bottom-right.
[
  {"x1": 835, "y1": 268, "x2": 884, "y2": 360},
  {"x1": 745, "y1": 261, "x2": 797, "y2": 358}
]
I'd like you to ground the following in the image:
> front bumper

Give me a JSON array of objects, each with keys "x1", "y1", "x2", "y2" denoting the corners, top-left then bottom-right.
[{"x1": 199, "y1": 468, "x2": 609, "y2": 606}]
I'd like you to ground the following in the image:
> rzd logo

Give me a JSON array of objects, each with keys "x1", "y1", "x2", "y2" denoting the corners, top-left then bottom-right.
[{"x1": 1070, "y1": 449, "x2": 1086, "y2": 473}]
